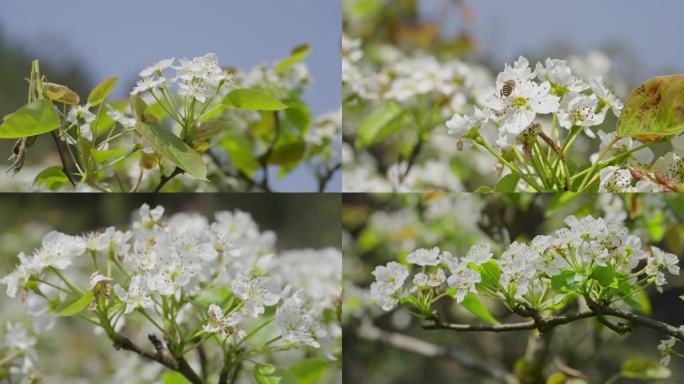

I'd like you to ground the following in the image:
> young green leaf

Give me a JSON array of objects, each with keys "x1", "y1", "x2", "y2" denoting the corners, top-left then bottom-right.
[
  {"x1": 57, "y1": 290, "x2": 93, "y2": 316},
  {"x1": 135, "y1": 123, "x2": 208, "y2": 180},
  {"x1": 617, "y1": 75, "x2": 684, "y2": 143},
  {"x1": 620, "y1": 358, "x2": 670, "y2": 380},
  {"x1": 160, "y1": 371, "x2": 191, "y2": 384},
  {"x1": 267, "y1": 140, "x2": 307, "y2": 165},
  {"x1": 494, "y1": 174, "x2": 520, "y2": 192},
  {"x1": 287, "y1": 359, "x2": 327, "y2": 384},
  {"x1": 220, "y1": 134, "x2": 260, "y2": 176},
  {"x1": 461, "y1": 293, "x2": 498, "y2": 324},
  {"x1": 33, "y1": 166, "x2": 69, "y2": 191},
  {"x1": 253, "y1": 364, "x2": 283, "y2": 384},
  {"x1": 224, "y1": 89, "x2": 288, "y2": 111},
  {"x1": 87, "y1": 77, "x2": 118, "y2": 106},
  {"x1": 355, "y1": 101, "x2": 404, "y2": 148},
  {"x1": 275, "y1": 44, "x2": 311, "y2": 73},
  {"x1": 0, "y1": 99, "x2": 60, "y2": 139}
]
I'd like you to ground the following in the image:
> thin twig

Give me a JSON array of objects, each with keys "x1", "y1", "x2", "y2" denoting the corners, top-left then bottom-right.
[
  {"x1": 50, "y1": 131, "x2": 76, "y2": 187},
  {"x1": 154, "y1": 167, "x2": 183, "y2": 192},
  {"x1": 258, "y1": 111, "x2": 282, "y2": 191},
  {"x1": 317, "y1": 162, "x2": 341, "y2": 192}
]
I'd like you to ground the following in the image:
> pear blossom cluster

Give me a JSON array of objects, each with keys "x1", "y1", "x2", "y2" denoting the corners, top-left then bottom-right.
[
  {"x1": 0, "y1": 322, "x2": 40, "y2": 383},
  {"x1": 371, "y1": 214, "x2": 679, "y2": 310},
  {"x1": 446, "y1": 56, "x2": 623, "y2": 149},
  {"x1": 1, "y1": 204, "x2": 341, "y2": 380}
]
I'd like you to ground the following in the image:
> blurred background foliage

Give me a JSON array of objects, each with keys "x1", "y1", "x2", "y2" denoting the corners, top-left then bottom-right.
[
  {"x1": 343, "y1": 193, "x2": 684, "y2": 383},
  {"x1": 0, "y1": 193, "x2": 340, "y2": 381}
]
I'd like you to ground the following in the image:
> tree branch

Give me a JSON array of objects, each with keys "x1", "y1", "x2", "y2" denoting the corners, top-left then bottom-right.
[
  {"x1": 111, "y1": 333, "x2": 203, "y2": 384},
  {"x1": 317, "y1": 162, "x2": 341, "y2": 192},
  {"x1": 153, "y1": 167, "x2": 184, "y2": 192},
  {"x1": 358, "y1": 318, "x2": 518, "y2": 384},
  {"x1": 423, "y1": 306, "x2": 684, "y2": 341}
]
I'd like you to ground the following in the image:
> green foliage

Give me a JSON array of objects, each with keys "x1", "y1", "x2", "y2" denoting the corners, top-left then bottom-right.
[
  {"x1": 355, "y1": 101, "x2": 404, "y2": 148},
  {"x1": 494, "y1": 174, "x2": 520, "y2": 192},
  {"x1": 620, "y1": 358, "x2": 670, "y2": 380},
  {"x1": 224, "y1": 89, "x2": 289, "y2": 111},
  {"x1": 161, "y1": 371, "x2": 191, "y2": 384},
  {"x1": 57, "y1": 290, "x2": 93, "y2": 317},
  {"x1": 461, "y1": 293, "x2": 498, "y2": 325},
  {"x1": 0, "y1": 99, "x2": 60, "y2": 139},
  {"x1": 87, "y1": 77, "x2": 118, "y2": 106},
  {"x1": 135, "y1": 123, "x2": 208, "y2": 180},
  {"x1": 33, "y1": 166, "x2": 69, "y2": 190}
]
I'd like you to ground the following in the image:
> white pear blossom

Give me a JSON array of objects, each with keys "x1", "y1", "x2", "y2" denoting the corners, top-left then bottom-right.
[
  {"x1": 139, "y1": 58, "x2": 175, "y2": 78},
  {"x1": 464, "y1": 244, "x2": 493, "y2": 265},
  {"x1": 446, "y1": 259, "x2": 481, "y2": 303},
  {"x1": 535, "y1": 58, "x2": 587, "y2": 96},
  {"x1": 114, "y1": 275, "x2": 154, "y2": 314},
  {"x1": 232, "y1": 274, "x2": 280, "y2": 317},
  {"x1": 599, "y1": 166, "x2": 637, "y2": 192},
  {"x1": 370, "y1": 262, "x2": 408, "y2": 311},
  {"x1": 590, "y1": 77, "x2": 623, "y2": 117},
  {"x1": 658, "y1": 337, "x2": 677, "y2": 366},
  {"x1": 277, "y1": 295, "x2": 320, "y2": 348},
  {"x1": 106, "y1": 107, "x2": 137, "y2": 129},
  {"x1": 557, "y1": 93, "x2": 605, "y2": 129},
  {"x1": 406, "y1": 247, "x2": 441, "y2": 266},
  {"x1": 130, "y1": 77, "x2": 165, "y2": 96},
  {"x1": 203, "y1": 304, "x2": 246, "y2": 340}
]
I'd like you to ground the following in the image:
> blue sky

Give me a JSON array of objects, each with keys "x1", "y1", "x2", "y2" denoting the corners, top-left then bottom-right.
[
  {"x1": 0, "y1": 0, "x2": 341, "y2": 192},
  {"x1": 422, "y1": 0, "x2": 684, "y2": 81}
]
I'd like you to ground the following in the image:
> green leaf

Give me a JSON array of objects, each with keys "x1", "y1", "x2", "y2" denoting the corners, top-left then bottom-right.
[
  {"x1": 539, "y1": 293, "x2": 573, "y2": 311},
  {"x1": 0, "y1": 99, "x2": 60, "y2": 138},
  {"x1": 461, "y1": 293, "x2": 498, "y2": 324},
  {"x1": 617, "y1": 75, "x2": 684, "y2": 143},
  {"x1": 57, "y1": 290, "x2": 93, "y2": 316},
  {"x1": 355, "y1": 101, "x2": 403, "y2": 148},
  {"x1": 590, "y1": 266, "x2": 617, "y2": 287},
  {"x1": 494, "y1": 174, "x2": 520, "y2": 192},
  {"x1": 474, "y1": 186, "x2": 493, "y2": 193},
  {"x1": 130, "y1": 95, "x2": 158, "y2": 124},
  {"x1": 551, "y1": 271, "x2": 580, "y2": 293},
  {"x1": 624, "y1": 290, "x2": 651, "y2": 315},
  {"x1": 161, "y1": 372, "x2": 191, "y2": 384},
  {"x1": 135, "y1": 123, "x2": 207, "y2": 180},
  {"x1": 287, "y1": 359, "x2": 327, "y2": 384},
  {"x1": 253, "y1": 364, "x2": 283, "y2": 384},
  {"x1": 220, "y1": 134, "x2": 260, "y2": 176},
  {"x1": 87, "y1": 77, "x2": 118, "y2": 106},
  {"x1": 546, "y1": 373, "x2": 567, "y2": 384},
  {"x1": 275, "y1": 44, "x2": 311, "y2": 73},
  {"x1": 620, "y1": 358, "x2": 671, "y2": 380},
  {"x1": 33, "y1": 166, "x2": 69, "y2": 190},
  {"x1": 92, "y1": 148, "x2": 126, "y2": 165},
  {"x1": 267, "y1": 140, "x2": 306, "y2": 165},
  {"x1": 284, "y1": 100, "x2": 311, "y2": 132},
  {"x1": 478, "y1": 260, "x2": 501, "y2": 289},
  {"x1": 194, "y1": 287, "x2": 232, "y2": 308},
  {"x1": 224, "y1": 89, "x2": 288, "y2": 111}
]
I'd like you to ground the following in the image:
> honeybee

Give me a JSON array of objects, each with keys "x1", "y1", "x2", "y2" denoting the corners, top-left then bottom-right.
[{"x1": 500, "y1": 79, "x2": 516, "y2": 98}]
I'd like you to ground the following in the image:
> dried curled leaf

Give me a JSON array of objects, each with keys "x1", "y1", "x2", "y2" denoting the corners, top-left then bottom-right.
[
  {"x1": 43, "y1": 82, "x2": 80, "y2": 106},
  {"x1": 617, "y1": 75, "x2": 684, "y2": 143}
]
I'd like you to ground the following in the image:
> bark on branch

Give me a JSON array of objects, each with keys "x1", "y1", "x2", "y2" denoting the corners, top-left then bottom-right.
[{"x1": 423, "y1": 306, "x2": 684, "y2": 341}]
